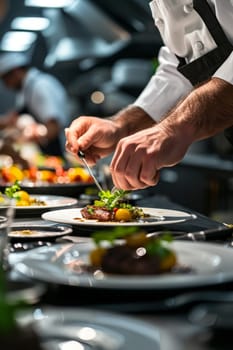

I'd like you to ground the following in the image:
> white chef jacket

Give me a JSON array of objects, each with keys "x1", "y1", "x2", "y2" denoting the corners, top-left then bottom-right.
[
  {"x1": 16, "y1": 67, "x2": 69, "y2": 127},
  {"x1": 134, "y1": 0, "x2": 233, "y2": 122}
]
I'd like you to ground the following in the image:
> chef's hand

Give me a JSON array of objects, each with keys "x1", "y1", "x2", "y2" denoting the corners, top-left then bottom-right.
[
  {"x1": 65, "y1": 116, "x2": 124, "y2": 165},
  {"x1": 110, "y1": 123, "x2": 190, "y2": 190}
]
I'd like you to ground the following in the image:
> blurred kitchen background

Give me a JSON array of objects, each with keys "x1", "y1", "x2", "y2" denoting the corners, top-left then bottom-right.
[{"x1": 0, "y1": 0, "x2": 233, "y2": 221}]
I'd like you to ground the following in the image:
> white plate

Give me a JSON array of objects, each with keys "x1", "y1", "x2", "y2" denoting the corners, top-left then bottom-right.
[
  {"x1": 15, "y1": 241, "x2": 233, "y2": 290},
  {"x1": 17, "y1": 307, "x2": 160, "y2": 350},
  {"x1": 9, "y1": 225, "x2": 72, "y2": 239},
  {"x1": 42, "y1": 207, "x2": 197, "y2": 227},
  {"x1": 15, "y1": 195, "x2": 78, "y2": 210}
]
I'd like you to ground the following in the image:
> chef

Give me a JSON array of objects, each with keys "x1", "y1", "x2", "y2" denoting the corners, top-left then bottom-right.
[
  {"x1": 0, "y1": 52, "x2": 70, "y2": 157},
  {"x1": 136, "y1": 0, "x2": 233, "y2": 139},
  {"x1": 65, "y1": 0, "x2": 233, "y2": 190}
]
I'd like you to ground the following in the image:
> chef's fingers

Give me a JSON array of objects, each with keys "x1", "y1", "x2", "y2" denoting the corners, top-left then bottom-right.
[{"x1": 110, "y1": 146, "x2": 160, "y2": 190}]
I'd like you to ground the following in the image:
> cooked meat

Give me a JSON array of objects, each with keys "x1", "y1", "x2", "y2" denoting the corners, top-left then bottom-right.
[
  {"x1": 81, "y1": 205, "x2": 114, "y2": 221},
  {"x1": 101, "y1": 245, "x2": 165, "y2": 275}
]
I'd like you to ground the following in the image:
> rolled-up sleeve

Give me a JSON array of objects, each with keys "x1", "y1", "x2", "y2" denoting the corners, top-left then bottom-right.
[
  {"x1": 133, "y1": 46, "x2": 193, "y2": 121},
  {"x1": 213, "y1": 51, "x2": 233, "y2": 85}
]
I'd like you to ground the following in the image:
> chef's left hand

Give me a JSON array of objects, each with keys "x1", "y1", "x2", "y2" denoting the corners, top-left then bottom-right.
[{"x1": 110, "y1": 123, "x2": 190, "y2": 190}]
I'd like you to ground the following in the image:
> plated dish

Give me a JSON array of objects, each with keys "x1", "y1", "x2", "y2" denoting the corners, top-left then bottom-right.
[
  {"x1": 16, "y1": 182, "x2": 96, "y2": 198},
  {"x1": 15, "y1": 241, "x2": 233, "y2": 290},
  {"x1": 0, "y1": 164, "x2": 97, "y2": 197},
  {"x1": 0, "y1": 164, "x2": 93, "y2": 185},
  {"x1": 12, "y1": 195, "x2": 78, "y2": 218},
  {"x1": 15, "y1": 195, "x2": 78, "y2": 210},
  {"x1": 17, "y1": 307, "x2": 160, "y2": 350},
  {"x1": 9, "y1": 224, "x2": 72, "y2": 239},
  {"x1": 42, "y1": 207, "x2": 196, "y2": 227}
]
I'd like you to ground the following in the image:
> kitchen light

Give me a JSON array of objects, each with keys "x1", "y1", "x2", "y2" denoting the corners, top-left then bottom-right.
[
  {"x1": 25, "y1": 0, "x2": 74, "y2": 8},
  {"x1": 11, "y1": 17, "x2": 50, "y2": 31},
  {"x1": 0, "y1": 31, "x2": 37, "y2": 51},
  {"x1": 91, "y1": 91, "x2": 105, "y2": 104}
]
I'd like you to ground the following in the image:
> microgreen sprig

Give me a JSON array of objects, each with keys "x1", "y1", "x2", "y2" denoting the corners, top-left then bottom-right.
[{"x1": 95, "y1": 189, "x2": 131, "y2": 210}]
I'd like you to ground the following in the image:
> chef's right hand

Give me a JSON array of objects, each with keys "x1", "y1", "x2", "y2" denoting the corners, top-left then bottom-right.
[{"x1": 65, "y1": 116, "x2": 122, "y2": 165}]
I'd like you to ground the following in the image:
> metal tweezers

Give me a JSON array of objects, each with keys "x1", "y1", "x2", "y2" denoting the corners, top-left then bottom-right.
[{"x1": 78, "y1": 150, "x2": 103, "y2": 192}]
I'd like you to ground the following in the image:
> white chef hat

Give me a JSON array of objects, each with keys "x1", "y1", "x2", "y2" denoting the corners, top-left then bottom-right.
[{"x1": 0, "y1": 52, "x2": 30, "y2": 77}]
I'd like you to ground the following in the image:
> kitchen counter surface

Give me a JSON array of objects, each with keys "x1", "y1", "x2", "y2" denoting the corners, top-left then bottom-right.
[{"x1": 8, "y1": 194, "x2": 233, "y2": 350}]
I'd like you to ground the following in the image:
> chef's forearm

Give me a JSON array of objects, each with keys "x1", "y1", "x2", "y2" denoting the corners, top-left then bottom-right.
[
  {"x1": 110, "y1": 105, "x2": 156, "y2": 137},
  {"x1": 160, "y1": 77, "x2": 233, "y2": 144}
]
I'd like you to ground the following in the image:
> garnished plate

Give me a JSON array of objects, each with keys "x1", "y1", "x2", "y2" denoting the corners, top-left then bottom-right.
[
  {"x1": 14, "y1": 241, "x2": 233, "y2": 290},
  {"x1": 9, "y1": 224, "x2": 72, "y2": 239},
  {"x1": 42, "y1": 207, "x2": 197, "y2": 227}
]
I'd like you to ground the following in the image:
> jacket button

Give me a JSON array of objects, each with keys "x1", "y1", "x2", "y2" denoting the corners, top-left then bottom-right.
[
  {"x1": 183, "y1": 4, "x2": 193, "y2": 13},
  {"x1": 195, "y1": 41, "x2": 205, "y2": 51},
  {"x1": 155, "y1": 18, "x2": 164, "y2": 26}
]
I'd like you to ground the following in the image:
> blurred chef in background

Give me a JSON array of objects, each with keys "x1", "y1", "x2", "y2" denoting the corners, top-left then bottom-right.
[
  {"x1": 0, "y1": 52, "x2": 70, "y2": 157},
  {"x1": 66, "y1": 0, "x2": 233, "y2": 190}
]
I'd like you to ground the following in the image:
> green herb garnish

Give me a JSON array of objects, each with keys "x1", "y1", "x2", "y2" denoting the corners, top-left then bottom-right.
[
  {"x1": 4, "y1": 181, "x2": 21, "y2": 198},
  {"x1": 87, "y1": 206, "x2": 95, "y2": 215},
  {"x1": 94, "y1": 189, "x2": 130, "y2": 210},
  {"x1": 92, "y1": 227, "x2": 174, "y2": 258},
  {"x1": 145, "y1": 234, "x2": 173, "y2": 258},
  {"x1": 92, "y1": 226, "x2": 139, "y2": 245}
]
